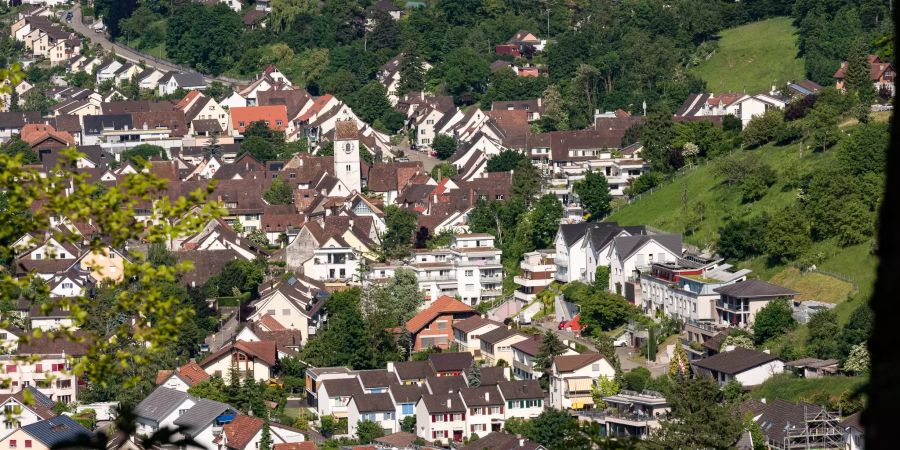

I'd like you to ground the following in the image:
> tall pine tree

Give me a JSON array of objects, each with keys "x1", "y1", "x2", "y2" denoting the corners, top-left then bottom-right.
[
  {"x1": 398, "y1": 45, "x2": 426, "y2": 96},
  {"x1": 844, "y1": 38, "x2": 875, "y2": 103}
]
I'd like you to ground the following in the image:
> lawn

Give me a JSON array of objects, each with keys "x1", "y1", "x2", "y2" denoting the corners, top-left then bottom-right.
[
  {"x1": 750, "y1": 373, "x2": 866, "y2": 405},
  {"x1": 608, "y1": 141, "x2": 878, "y2": 323},
  {"x1": 692, "y1": 17, "x2": 806, "y2": 93},
  {"x1": 609, "y1": 142, "x2": 825, "y2": 251},
  {"x1": 769, "y1": 268, "x2": 854, "y2": 303}
]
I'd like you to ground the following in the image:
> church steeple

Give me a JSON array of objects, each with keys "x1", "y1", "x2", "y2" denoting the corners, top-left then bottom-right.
[{"x1": 333, "y1": 120, "x2": 361, "y2": 193}]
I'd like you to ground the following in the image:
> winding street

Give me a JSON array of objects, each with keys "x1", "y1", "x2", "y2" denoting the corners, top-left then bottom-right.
[{"x1": 68, "y1": 4, "x2": 248, "y2": 85}]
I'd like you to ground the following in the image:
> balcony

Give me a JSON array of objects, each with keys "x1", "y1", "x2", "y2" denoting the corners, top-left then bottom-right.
[
  {"x1": 514, "y1": 290, "x2": 536, "y2": 302},
  {"x1": 418, "y1": 274, "x2": 457, "y2": 282},
  {"x1": 514, "y1": 276, "x2": 552, "y2": 287},
  {"x1": 604, "y1": 411, "x2": 661, "y2": 428},
  {"x1": 555, "y1": 253, "x2": 569, "y2": 266},
  {"x1": 481, "y1": 289, "x2": 502, "y2": 297}
]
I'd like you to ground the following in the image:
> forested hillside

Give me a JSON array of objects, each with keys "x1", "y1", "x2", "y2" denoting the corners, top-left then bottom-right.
[{"x1": 87, "y1": 0, "x2": 894, "y2": 132}]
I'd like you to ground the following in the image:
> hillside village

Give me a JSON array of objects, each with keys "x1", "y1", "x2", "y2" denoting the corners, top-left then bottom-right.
[{"x1": 0, "y1": 1, "x2": 893, "y2": 450}]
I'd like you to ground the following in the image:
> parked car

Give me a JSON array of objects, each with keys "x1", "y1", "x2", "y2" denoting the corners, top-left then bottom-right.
[{"x1": 557, "y1": 320, "x2": 567, "y2": 330}]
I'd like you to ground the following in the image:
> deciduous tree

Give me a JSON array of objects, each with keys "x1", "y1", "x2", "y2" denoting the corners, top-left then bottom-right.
[{"x1": 573, "y1": 170, "x2": 612, "y2": 221}]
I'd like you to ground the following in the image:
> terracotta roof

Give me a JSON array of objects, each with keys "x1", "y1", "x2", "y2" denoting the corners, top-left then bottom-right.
[
  {"x1": 231, "y1": 105, "x2": 289, "y2": 133},
  {"x1": 259, "y1": 314, "x2": 287, "y2": 331},
  {"x1": 175, "y1": 361, "x2": 210, "y2": 386},
  {"x1": 461, "y1": 432, "x2": 543, "y2": 450},
  {"x1": 273, "y1": 444, "x2": 316, "y2": 450},
  {"x1": 372, "y1": 432, "x2": 418, "y2": 448},
  {"x1": 405, "y1": 295, "x2": 476, "y2": 334},
  {"x1": 552, "y1": 353, "x2": 604, "y2": 373},
  {"x1": 223, "y1": 414, "x2": 263, "y2": 450}
]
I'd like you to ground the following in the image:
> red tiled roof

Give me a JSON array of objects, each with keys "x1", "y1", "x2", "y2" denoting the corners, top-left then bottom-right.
[
  {"x1": 176, "y1": 90, "x2": 202, "y2": 110},
  {"x1": 297, "y1": 95, "x2": 333, "y2": 121},
  {"x1": 405, "y1": 295, "x2": 475, "y2": 334},
  {"x1": 231, "y1": 105, "x2": 289, "y2": 133},
  {"x1": 274, "y1": 444, "x2": 316, "y2": 450},
  {"x1": 223, "y1": 414, "x2": 263, "y2": 450},
  {"x1": 177, "y1": 361, "x2": 211, "y2": 386},
  {"x1": 260, "y1": 314, "x2": 287, "y2": 331}
]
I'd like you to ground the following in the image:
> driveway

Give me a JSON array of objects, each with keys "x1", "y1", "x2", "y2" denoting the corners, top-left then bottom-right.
[
  {"x1": 69, "y1": 4, "x2": 247, "y2": 85},
  {"x1": 390, "y1": 134, "x2": 441, "y2": 171}
]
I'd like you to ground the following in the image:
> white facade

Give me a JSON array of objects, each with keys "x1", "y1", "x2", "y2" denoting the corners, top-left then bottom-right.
[
  {"x1": 0, "y1": 355, "x2": 78, "y2": 404},
  {"x1": 607, "y1": 237, "x2": 681, "y2": 297},
  {"x1": 347, "y1": 399, "x2": 398, "y2": 437},
  {"x1": 201, "y1": 352, "x2": 273, "y2": 383},
  {"x1": 415, "y1": 395, "x2": 466, "y2": 445},
  {"x1": 548, "y1": 356, "x2": 616, "y2": 411},
  {"x1": 367, "y1": 235, "x2": 503, "y2": 306},
  {"x1": 333, "y1": 135, "x2": 362, "y2": 194}
]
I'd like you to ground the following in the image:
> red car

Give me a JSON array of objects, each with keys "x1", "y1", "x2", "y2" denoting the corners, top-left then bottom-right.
[{"x1": 557, "y1": 320, "x2": 568, "y2": 330}]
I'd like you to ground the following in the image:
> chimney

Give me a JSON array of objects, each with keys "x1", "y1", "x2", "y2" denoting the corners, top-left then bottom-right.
[
  {"x1": 763, "y1": 348, "x2": 771, "y2": 354},
  {"x1": 387, "y1": 361, "x2": 394, "y2": 372},
  {"x1": 446, "y1": 398, "x2": 451, "y2": 408},
  {"x1": 519, "y1": 438, "x2": 525, "y2": 447},
  {"x1": 484, "y1": 391, "x2": 489, "y2": 402}
]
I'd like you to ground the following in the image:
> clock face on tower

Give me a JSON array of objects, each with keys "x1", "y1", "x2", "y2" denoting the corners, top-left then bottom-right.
[{"x1": 344, "y1": 143, "x2": 353, "y2": 154}]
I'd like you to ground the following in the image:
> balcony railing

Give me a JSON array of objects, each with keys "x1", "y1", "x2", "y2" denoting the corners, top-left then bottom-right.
[{"x1": 418, "y1": 274, "x2": 457, "y2": 282}]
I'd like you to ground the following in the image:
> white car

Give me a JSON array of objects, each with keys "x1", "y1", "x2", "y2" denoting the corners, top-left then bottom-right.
[{"x1": 613, "y1": 334, "x2": 629, "y2": 347}]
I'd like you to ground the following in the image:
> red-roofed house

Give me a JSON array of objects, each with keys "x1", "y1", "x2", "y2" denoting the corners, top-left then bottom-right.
[
  {"x1": 230, "y1": 105, "x2": 291, "y2": 136},
  {"x1": 156, "y1": 361, "x2": 211, "y2": 392},
  {"x1": 834, "y1": 54, "x2": 895, "y2": 95},
  {"x1": 199, "y1": 340, "x2": 278, "y2": 383},
  {"x1": 405, "y1": 296, "x2": 478, "y2": 351}
]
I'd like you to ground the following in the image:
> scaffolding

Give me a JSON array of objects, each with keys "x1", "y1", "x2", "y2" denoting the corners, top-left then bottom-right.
[{"x1": 777, "y1": 407, "x2": 845, "y2": 450}]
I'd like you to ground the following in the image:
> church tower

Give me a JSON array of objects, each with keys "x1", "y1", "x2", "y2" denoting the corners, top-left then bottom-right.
[{"x1": 333, "y1": 120, "x2": 361, "y2": 193}]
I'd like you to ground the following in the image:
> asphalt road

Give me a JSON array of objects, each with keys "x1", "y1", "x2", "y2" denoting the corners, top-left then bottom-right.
[
  {"x1": 392, "y1": 134, "x2": 441, "y2": 171},
  {"x1": 68, "y1": 5, "x2": 246, "y2": 85}
]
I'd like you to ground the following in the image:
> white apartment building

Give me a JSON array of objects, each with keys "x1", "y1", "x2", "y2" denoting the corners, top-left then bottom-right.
[
  {"x1": 639, "y1": 259, "x2": 750, "y2": 322},
  {"x1": 1, "y1": 336, "x2": 83, "y2": 404},
  {"x1": 513, "y1": 250, "x2": 555, "y2": 304},
  {"x1": 368, "y1": 234, "x2": 503, "y2": 306}
]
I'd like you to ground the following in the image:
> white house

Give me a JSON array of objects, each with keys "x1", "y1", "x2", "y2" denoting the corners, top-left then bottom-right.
[
  {"x1": 347, "y1": 393, "x2": 398, "y2": 437},
  {"x1": 415, "y1": 393, "x2": 467, "y2": 445},
  {"x1": 452, "y1": 316, "x2": 502, "y2": 354},
  {"x1": 460, "y1": 386, "x2": 505, "y2": 437},
  {"x1": 606, "y1": 234, "x2": 682, "y2": 300},
  {"x1": 548, "y1": 353, "x2": 616, "y2": 411},
  {"x1": 497, "y1": 380, "x2": 545, "y2": 420},
  {"x1": 198, "y1": 340, "x2": 278, "y2": 383},
  {"x1": 316, "y1": 378, "x2": 364, "y2": 419},
  {"x1": 134, "y1": 387, "x2": 197, "y2": 437},
  {"x1": 691, "y1": 348, "x2": 784, "y2": 387},
  {"x1": 0, "y1": 387, "x2": 56, "y2": 438}
]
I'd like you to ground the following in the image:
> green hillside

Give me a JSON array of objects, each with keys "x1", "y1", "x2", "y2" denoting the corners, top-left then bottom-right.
[
  {"x1": 608, "y1": 142, "x2": 878, "y2": 321},
  {"x1": 693, "y1": 17, "x2": 806, "y2": 93}
]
